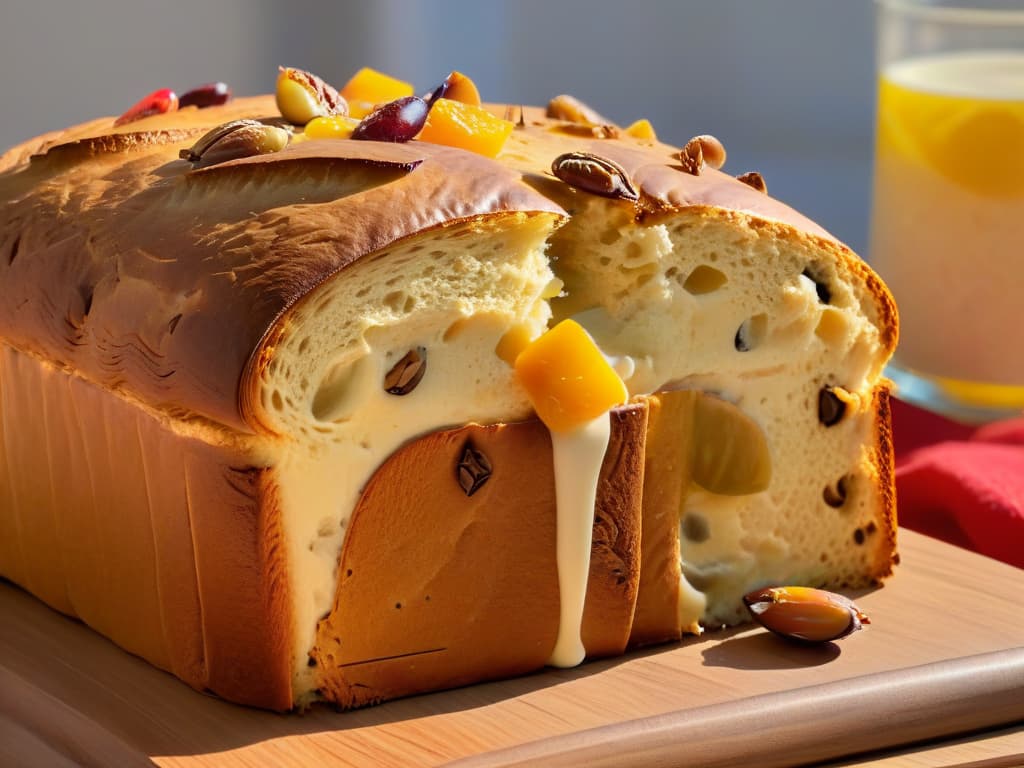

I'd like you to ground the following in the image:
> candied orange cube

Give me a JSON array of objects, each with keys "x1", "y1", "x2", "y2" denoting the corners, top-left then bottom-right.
[
  {"x1": 625, "y1": 118, "x2": 657, "y2": 141},
  {"x1": 304, "y1": 114, "x2": 360, "y2": 139},
  {"x1": 514, "y1": 320, "x2": 627, "y2": 432},
  {"x1": 341, "y1": 67, "x2": 414, "y2": 109},
  {"x1": 418, "y1": 98, "x2": 514, "y2": 158},
  {"x1": 347, "y1": 100, "x2": 377, "y2": 119}
]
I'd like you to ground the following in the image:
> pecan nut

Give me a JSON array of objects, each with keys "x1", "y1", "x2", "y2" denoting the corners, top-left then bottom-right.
[
  {"x1": 180, "y1": 120, "x2": 290, "y2": 168},
  {"x1": 551, "y1": 151, "x2": 639, "y2": 202}
]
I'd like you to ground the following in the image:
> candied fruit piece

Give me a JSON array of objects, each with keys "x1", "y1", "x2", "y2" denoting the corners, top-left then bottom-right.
[
  {"x1": 341, "y1": 67, "x2": 414, "y2": 111},
  {"x1": 305, "y1": 114, "x2": 361, "y2": 140},
  {"x1": 418, "y1": 98, "x2": 514, "y2": 158},
  {"x1": 115, "y1": 88, "x2": 178, "y2": 126},
  {"x1": 352, "y1": 97, "x2": 428, "y2": 142},
  {"x1": 427, "y1": 71, "x2": 482, "y2": 107},
  {"x1": 276, "y1": 67, "x2": 346, "y2": 125},
  {"x1": 690, "y1": 394, "x2": 772, "y2": 495},
  {"x1": 514, "y1": 320, "x2": 627, "y2": 432},
  {"x1": 625, "y1": 118, "x2": 657, "y2": 140},
  {"x1": 347, "y1": 100, "x2": 377, "y2": 119}
]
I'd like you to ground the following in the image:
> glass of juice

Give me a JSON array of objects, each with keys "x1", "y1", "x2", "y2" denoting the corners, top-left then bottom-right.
[{"x1": 870, "y1": 0, "x2": 1024, "y2": 422}]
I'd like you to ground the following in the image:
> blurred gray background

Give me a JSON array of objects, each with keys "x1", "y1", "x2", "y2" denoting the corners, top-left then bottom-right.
[{"x1": 0, "y1": 0, "x2": 877, "y2": 252}]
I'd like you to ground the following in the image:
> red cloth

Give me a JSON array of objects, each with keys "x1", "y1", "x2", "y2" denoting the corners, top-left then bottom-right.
[{"x1": 893, "y1": 399, "x2": 1024, "y2": 569}]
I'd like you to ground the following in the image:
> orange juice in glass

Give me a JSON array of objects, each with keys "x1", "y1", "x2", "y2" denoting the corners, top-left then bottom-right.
[{"x1": 870, "y1": 1, "x2": 1024, "y2": 422}]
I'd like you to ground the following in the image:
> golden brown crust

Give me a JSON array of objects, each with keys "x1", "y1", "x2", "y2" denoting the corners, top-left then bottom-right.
[
  {"x1": 493, "y1": 105, "x2": 834, "y2": 238},
  {"x1": 0, "y1": 342, "x2": 293, "y2": 709},
  {"x1": 312, "y1": 404, "x2": 647, "y2": 709},
  {"x1": 580, "y1": 404, "x2": 647, "y2": 658},
  {"x1": 870, "y1": 383, "x2": 899, "y2": 580},
  {"x1": 629, "y1": 391, "x2": 696, "y2": 647}
]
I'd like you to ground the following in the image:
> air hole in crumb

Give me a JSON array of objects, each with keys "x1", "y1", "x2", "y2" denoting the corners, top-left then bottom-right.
[
  {"x1": 599, "y1": 226, "x2": 622, "y2": 245},
  {"x1": 271, "y1": 391, "x2": 284, "y2": 412},
  {"x1": 802, "y1": 267, "x2": 832, "y2": 304},
  {"x1": 853, "y1": 528, "x2": 866, "y2": 545},
  {"x1": 683, "y1": 265, "x2": 728, "y2": 295},
  {"x1": 735, "y1": 314, "x2": 767, "y2": 352},
  {"x1": 312, "y1": 356, "x2": 374, "y2": 422},
  {"x1": 346, "y1": 569, "x2": 353, "y2": 577},
  {"x1": 395, "y1": 602, "x2": 402, "y2": 609},
  {"x1": 383, "y1": 291, "x2": 407, "y2": 312},
  {"x1": 599, "y1": 256, "x2": 612, "y2": 266}
]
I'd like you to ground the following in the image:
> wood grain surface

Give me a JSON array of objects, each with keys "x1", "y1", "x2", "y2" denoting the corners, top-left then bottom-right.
[{"x1": 1, "y1": 529, "x2": 1022, "y2": 768}]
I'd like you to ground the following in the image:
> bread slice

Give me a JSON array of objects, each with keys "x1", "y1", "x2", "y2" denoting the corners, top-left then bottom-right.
[
  {"x1": 494, "y1": 110, "x2": 898, "y2": 631},
  {"x1": 0, "y1": 94, "x2": 897, "y2": 710}
]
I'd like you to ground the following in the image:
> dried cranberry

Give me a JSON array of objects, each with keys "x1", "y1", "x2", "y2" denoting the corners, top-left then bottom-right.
[
  {"x1": 179, "y1": 82, "x2": 232, "y2": 109},
  {"x1": 114, "y1": 88, "x2": 178, "y2": 126},
  {"x1": 351, "y1": 96, "x2": 428, "y2": 143}
]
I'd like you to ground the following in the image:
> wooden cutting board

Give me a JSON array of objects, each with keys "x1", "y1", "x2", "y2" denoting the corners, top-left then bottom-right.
[{"x1": 1, "y1": 528, "x2": 1022, "y2": 768}]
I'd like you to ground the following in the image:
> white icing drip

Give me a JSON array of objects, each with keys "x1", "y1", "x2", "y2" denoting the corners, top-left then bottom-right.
[{"x1": 546, "y1": 414, "x2": 612, "y2": 668}]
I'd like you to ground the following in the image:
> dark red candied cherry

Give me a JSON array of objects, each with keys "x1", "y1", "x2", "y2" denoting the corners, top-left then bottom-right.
[
  {"x1": 179, "y1": 82, "x2": 232, "y2": 109},
  {"x1": 114, "y1": 88, "x2": 179, "y2": 126},
  {"x1": 351, "y1": 96, "x2": 429, "y2": 143}
]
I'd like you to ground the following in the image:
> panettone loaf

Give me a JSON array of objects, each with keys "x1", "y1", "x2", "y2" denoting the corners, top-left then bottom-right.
[{"x1": 0, "y1": 82, "x2": 897, "y2": 711}]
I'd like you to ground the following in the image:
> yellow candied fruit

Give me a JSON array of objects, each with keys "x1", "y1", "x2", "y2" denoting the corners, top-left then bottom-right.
[
  {"x1": 514, "y1": 320, "x2": 628, "y2": 433},
  {"x1": 341, "y1": 67, "x2": 414, "y2": 109},
  {"x1": 418, "y1": 98, "x2": 514, "y2": 158},
  {"x1": 347, "y1": 100, "x2": 376, "y2": 119},
  {"x1": 304, "y1": 114, "x2": 361, "y2": 140},
  {"x1": 625, "y1": 118, "x2": 657, "y2": 141}
]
